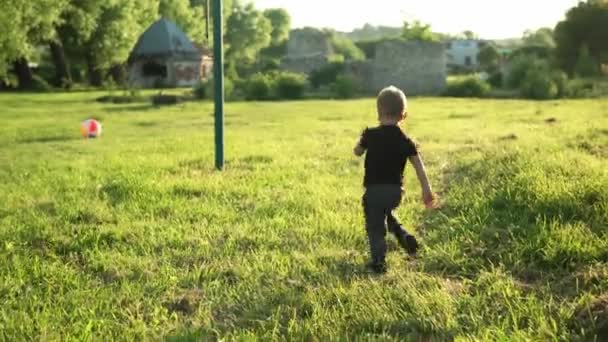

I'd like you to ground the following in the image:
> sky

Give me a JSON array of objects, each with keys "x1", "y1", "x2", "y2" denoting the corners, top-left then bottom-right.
[{"x1": 251, "y1": 0, "x2": 579, "y2": 39}]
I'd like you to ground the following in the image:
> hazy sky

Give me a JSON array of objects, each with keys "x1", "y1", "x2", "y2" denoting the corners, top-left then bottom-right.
[{"x1": 251, "y1": 0, "x2": 578, "y2": 39}]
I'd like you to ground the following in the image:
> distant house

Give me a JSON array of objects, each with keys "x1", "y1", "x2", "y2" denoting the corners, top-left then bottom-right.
[
  {"x1": 445, "y1": 39, "x2": 483, "y2": 70},
  {"x1": 128, "y1": 18, "x2": 212, "y2": 88}
]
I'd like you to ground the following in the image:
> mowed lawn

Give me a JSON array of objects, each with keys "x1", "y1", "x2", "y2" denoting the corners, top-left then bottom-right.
[{"x1": 0, "y1": 92, "x2": 607, "y2": 340}]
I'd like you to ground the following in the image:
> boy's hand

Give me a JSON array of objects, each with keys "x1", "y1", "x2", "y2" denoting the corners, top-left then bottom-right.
[{"x1": 353, "y1": 144, "x2": 365, "y2": 157}]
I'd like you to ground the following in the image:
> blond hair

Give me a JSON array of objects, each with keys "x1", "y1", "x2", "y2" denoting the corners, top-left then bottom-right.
[{"x1": 377, "y1": 86, "x2": 407, "y2": 118}]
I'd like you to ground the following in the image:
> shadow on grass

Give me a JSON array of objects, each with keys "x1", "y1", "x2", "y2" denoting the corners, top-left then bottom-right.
[
  {"x1": 18, "y1": 134, "x2": 79, "y2": 144},
  {"x1": 104, "y1": 104, "x2": 155, "y2": 113}
]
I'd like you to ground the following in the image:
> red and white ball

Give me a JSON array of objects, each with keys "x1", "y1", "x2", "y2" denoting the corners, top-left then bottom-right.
[{"x1": 80, "y1": 119, "x2": 102, "y2": 138}]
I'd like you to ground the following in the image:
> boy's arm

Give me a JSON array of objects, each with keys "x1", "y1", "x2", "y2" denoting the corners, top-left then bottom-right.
[
  {"x1": 409, "y1": 154, "x2": 434, "y2": 205},
  {"x1": 353, "y1": 143, "x2": 365, "y2": 157},
  {"x1": 353, "y1": 129, "x2": 368, "y2": 157}
]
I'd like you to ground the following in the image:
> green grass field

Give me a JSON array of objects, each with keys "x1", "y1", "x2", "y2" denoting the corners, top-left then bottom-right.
[{"x1": 0, "y1": 92, "x2": 607, "y2": 340}]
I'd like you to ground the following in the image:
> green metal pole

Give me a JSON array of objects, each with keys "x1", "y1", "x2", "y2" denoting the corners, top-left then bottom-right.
[{"x1": 212, "y1": 0, "x2": 224, "y2": 170}]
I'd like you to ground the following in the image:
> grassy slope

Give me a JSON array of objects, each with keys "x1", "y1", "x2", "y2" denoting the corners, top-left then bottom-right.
[{"x1": 0, "y1": 93, "x2": 606, "y2": 340}]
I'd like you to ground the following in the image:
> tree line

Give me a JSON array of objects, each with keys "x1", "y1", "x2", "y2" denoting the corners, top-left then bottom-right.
[{"x1": 0, "y1": 0, "x2": 290, "y2": 90}]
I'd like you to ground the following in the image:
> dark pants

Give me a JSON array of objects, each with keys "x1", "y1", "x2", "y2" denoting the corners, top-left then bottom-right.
[{"x1": 363, "y1": 185, "x2": 410, "y2": 265}]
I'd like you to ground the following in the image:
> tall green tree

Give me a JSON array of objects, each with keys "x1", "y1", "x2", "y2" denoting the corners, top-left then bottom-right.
[
  {"x1": 478, "y1": 44, "x2": 501, "y2": 72},
  {"x1": 523, "y1": 28, "x2": 555, "y2": 48},
  {"x1": 225, "y1": 1, "x2": 272, "y2": 76},
  {"x1": 84, "y1": 0, "x2": 157, "y2": 85},
  {"x1": 554, "y1": 0, "x2": 608, "y2": 75},
  {"x1": 0, "y1": 0, "x2": 67, "y2": 88},
  {"x1": 263, "y1": 8, "x2": 290, "y2": 46},
  {"x1": 160, "y1": 0, "x2": 206, "y2": 44}
]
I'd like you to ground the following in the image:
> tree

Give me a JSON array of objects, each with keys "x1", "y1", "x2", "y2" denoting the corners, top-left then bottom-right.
[
  {"x1": 402, "y1": 20, "x2": 440, "y2": 42},
  {"x1": 523, "y1": 27, "x2": 555, "y2": 48},
  {"x1": 554, "y1": 0, "x2": 608, "y2": 75},
  {"x1": 225, "y1": 1, "x2": 272, "y2": 74},
  {"x1": 263, "y1": 8, "x2": 290, "y2": 46},
  {"x1": 84, "y1": 0, "x2": 157, "y2": 85},
  {"x1": 0, "y1": 0, "x2": 67, "y2": 88},
  {"x1": 575, "y1": 44, "x2": 600, "y2": 77},
  {"x1": 478, "y1": 44, "x2": 501, "y2": 72},
  {"x1": 326, "y1": 30, "x2": 365, "y2": 61},
  {"x1": 160, "y1": 0, "x2": 206, "y2": 44},
  {"x1": 462, "y1": 30, "x2": 478, "y2": 40}
]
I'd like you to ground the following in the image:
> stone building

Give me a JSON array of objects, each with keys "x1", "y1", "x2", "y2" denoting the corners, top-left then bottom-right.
[
  {"x1": 128, "y1": 18, "x2": 213, "y2": 88},
  {"x1": 281, "y1": 29, "x2": 446, "y2": 95},
  {"x1": 281, "y1": 28, "x2": 333, "y2": 74},
  {"x1": 367, "y1": 40, "x2": 446, "y2": 95}
]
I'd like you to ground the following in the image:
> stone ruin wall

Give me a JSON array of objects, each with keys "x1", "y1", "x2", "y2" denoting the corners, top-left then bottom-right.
[
  {"x1": 281, "y1": 29, "x2": 332, "y2": 75},
  {"x1": 281, "y1": 30, "x2": 447, "y2": 96},
  {"x1": 368, "y1": 40, "x2": 446, "y2": 95}
]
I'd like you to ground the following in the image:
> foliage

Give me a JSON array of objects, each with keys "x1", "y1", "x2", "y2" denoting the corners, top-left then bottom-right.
[
  {"x1": 402, "y1": 20, "x2": 440, "y2": 42},
  {"x1": 444, "y1": 77, "x2": 491, "y2": 97},
  {"x1": 554, "y1": 0, "x2": 608, "y2": 75},
  {"x1": 263, "y1": 8, "x2": 290, "y2": 46},
  {"x1": 30, "y1": 75, "x2": 53, "y2": 92},
  {"x1": 575, "y1": 44, "x2": 601, "y2": 77},
  {"x1": 522, "y1": 27, "x2": 555, "y2": 48},
  {"x1": 487, "y1": 72, "x2": 504, "y2": 88},
  {"x1": 345, "y1": 23, "x2": 402, "y2": 42},
  {"x1": 520, "y1": 69, "x2": 559, "y2": 100},
  {"x1": 328, "y1": 33, "x2": 365, "y2": 61},
  {"x1": 478, "y1": 44, "x2": 501, "y2": 72},
  {"x1": 159, "y1": 0, "x2": 206, "y2": 43},
  {"x1": 225, "y1": 2, "x2": 272, "y2": 65},
  {"x1": 0, "y1": 0, "x2": 68, "y2": 78},
  {"x1": 331, "y1": 75, "x2": 359, "y2": 99},
  {"x1": 192, "y1": 80, "x2": 208, "y2": 99},
  {"x1": 275, "y1": 71, "x2": 307, "y2": 99},
  {"x1": 506, "y1": 55, "x2": 550, "y2": 89},
  {"x1": 245, "y1": 73, "x2": 274, "y2": 100},
  {"x1": 310, "y1": 61, "x2": 346, "y2": 89}
]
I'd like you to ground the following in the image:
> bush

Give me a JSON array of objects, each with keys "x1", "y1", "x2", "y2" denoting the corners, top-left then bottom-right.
[
  {"x1": 506, "y1": 55, "x2": 549, "y2": 89},
  {"x1": 275, "y1": 72, "x2": 307, "y2": 100},
  {"x1": 31, "y1": 75, "x2": 53, "y2": 92},
  {"x1": 444, "y1": 77, "x2": 491, "y2": 98},
  {"x1": 245, "y1": 73, "x2": 273, "y2": 100},
  {"x1": 487, "y1": 72, "x2": 504, "y2": 88},
  {"x1": 520, "y1": 69, "x2": 558, "y2": 100},
  {"x1": 310, "y1": 61, "x2": 345, "y2": 89},
  {"x1": 193, "y1": 81, "x2": 208, "y2": 100},
  {"x1": 551, "y1": 71, "x2": 569, "y2": 98},
  {"x1": 331, "y1": 75, "x2": 359, "y2": 99},
  {"x1": 198, "y1": 78, "x2": 235, "y2": 100}
]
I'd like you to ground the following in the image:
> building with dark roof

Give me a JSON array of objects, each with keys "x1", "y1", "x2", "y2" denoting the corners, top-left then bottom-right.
[{"x1": 128, "y1": 18, "x2": 212, "y2": 88}]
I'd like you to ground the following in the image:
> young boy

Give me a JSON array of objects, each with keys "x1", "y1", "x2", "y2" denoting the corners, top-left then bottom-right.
[{"x1": 353, "y1": 86, "x2": 434, "y2": 274}]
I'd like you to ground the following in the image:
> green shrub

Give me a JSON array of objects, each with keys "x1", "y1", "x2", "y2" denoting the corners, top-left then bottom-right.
[
  {"x1": 520, "y1": 69, "x2": 558, "y2": 100},
  {"x1": 551, "y1": 71, "x2": 569, "y2": 98},
  {"x1": 574, "y1": 45, "x2": 600, "y2": 78},
  {"x1": 193, "y1": 81, "x2": 208, "y2": 100},
  {"x1": 331, "y1": 75, "x2": 359, "y2": 99},
  {"x1": 506, "y1": 55, "x2": 549, "y2": 89},
  {"x1": 310, "y1": 61, "x2": 345, "y2": 89},
  {"x1": 200, "y1": 78, "x2": 235, "y2": 100},
  {"x1": 31, "y1": 75, "x2": 53, "y2": 92},
  {"x1": 245, "y1": 73, "x2": 274, "y2": 100},
  {"x1": 444, "y1": 77, "x2": 491, "y2": 98},
  {"x1": 487, "y1": 72, "x2": 503, "y2": 88},
  {"x1": 275, "y1": 72, "x2": 307, "y2": 100}
]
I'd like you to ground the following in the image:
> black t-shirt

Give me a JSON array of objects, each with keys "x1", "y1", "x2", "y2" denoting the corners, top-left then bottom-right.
[{"x1": 359, "y1": 125, "x2": 418, "y2": 187}]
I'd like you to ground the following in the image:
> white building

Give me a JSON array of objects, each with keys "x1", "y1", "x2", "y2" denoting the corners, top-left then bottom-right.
[{"x1": 445, "y1": 40, "x2": 482, "y2": 70}]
